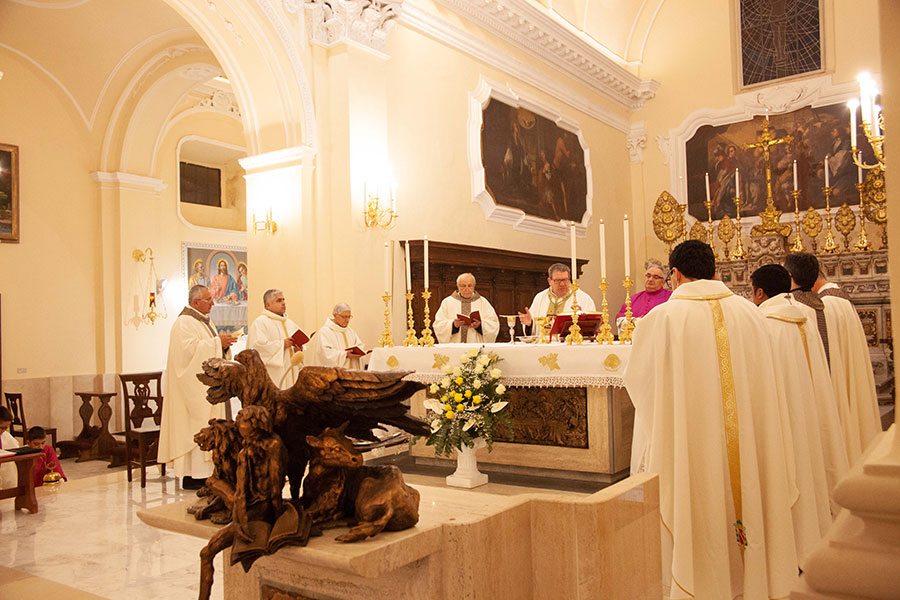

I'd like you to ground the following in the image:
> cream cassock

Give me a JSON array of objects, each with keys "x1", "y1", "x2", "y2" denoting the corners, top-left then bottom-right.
[
  {"x1": 247, "y1": 309, "x2": 302, "y2": 388},
  {"x1": 306, "y1": 318, "x2": 366, "y2": 369},
  {"x1": 625, "y1": 279, "x2": 797, "y2": 600},
  {"x1": 158, "y1": 307, "x2": 228, "y2": 478},
  {"x1": 433, "y1": 292, "x2": 500, "y2": 344}
]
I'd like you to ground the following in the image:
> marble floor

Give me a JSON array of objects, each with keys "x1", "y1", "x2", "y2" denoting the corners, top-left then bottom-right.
[{"x1": 0, "y1": 457, "x2": 590, "y2": 600}]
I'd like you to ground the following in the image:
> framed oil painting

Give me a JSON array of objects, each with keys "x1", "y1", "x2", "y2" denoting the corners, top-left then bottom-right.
[
  {"x1": 0, "y1": 144, "x2": 19, "y2": 243},
  {"x1": 182, "y1": 242, "x2": 248, "y2": 333}
]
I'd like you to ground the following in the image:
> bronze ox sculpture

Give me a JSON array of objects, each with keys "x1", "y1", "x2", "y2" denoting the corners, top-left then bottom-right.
[{"x1": 192, "y1": 349, "x2": 428, "y2": 600}]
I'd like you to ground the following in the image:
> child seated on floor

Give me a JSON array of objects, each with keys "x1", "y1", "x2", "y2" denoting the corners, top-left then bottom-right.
[
  {"x1": 25, "y1": 426, "x2": 67, "y2": 486},
  {"x1": 0, "y1": 406, "x2": 19, "y2": 488}
]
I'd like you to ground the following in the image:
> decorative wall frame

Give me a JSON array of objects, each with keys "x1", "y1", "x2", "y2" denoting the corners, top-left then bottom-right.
[
  {"x1": 182, "y1": 242, "x2": 248, "y2": 333},
  {"x1": 0, "y1": 143, "x2": 20, "y2": 243},
  {"x1": 468, "y1": 77, "x2": 593, "y2": 240}
]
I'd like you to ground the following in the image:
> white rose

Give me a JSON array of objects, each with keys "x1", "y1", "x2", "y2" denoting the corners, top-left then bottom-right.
[
  {"x1": 429, "y1": 383, "x2": 439, "y2": 394},
  {"x1": 468, "y1": 348, "x2": 480, "y2": 358},
  {"x1": 478, "y1": 354, "x2": 491, "y2": 366},
  {"x1": 473, "y1": 379, "x2": 482, "y2": 389},
  {"x1": 441, "y1": 364, "x2": 452, "y2": 375},
  {"x1": 474, "y1": 364, "x2": 484, "y2": 374},
  {"x1": 441, "y1": 377, "x2": 451, "y2": 388},
  {"x1": 490, "y1": 368, "x2": 502, "y2": 379},
  {"x1": 496, "y1": 384, "x2": 506, "y2": 395},
  {"x1": 453, "y1": 366, "x2": 462, "y2": 377}
]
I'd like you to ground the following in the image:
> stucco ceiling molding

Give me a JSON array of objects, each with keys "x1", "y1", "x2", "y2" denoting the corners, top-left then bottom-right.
[
  {"x1": 468, "y1": 77, "x2": 593, "y2": 240},
  {"x1": 150, "y1": 105, "x2": 243, "y2": 175},
  {"x1": 627, "y1": 122, "x2": 646, "y2": 163},
  {"x1": 8, "y1": 0, "x2": 90, "y2": 8},
  {"x1": 90, "y1": 171, "x2": 168, "y2": 193},
  {"x1": 194, "y1": 90, "x2": 243, "y2": 117},
  {"x1": 400, "y1": 4, "x2": 629, "y2": 133},
  {"x1": 290, "y1": 0, "x2": 402, "y2": 55},
  {"x1": 435, "y1": 0, "x2": 659, "y2": 110},
  {"x1": 665, "y1": 74, "x2": 862, "y2": 226},
  {"x1": 203, "y1": 0, "x2": 246, "y2": 47},
  {"x1": 130, "y1": 44, "x2": 213, "y2": 98}
]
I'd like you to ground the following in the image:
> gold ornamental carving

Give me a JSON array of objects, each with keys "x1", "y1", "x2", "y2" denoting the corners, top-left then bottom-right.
[
  {"x1": 386, "y1": 355, "x2": 400, "y2": 368},
  {"x1": 492, "y1": 387, "x2": 588, "y2": 448},
  {"x1": 834, "y1": 203, "x2": 856, "y2": 251},
  {"x1": 801, "y1": 207, "x2": 823, "y2": 253},
  {"x1": 431, "y1": 354, "x2": 449, "y2": 369},
  {"x1": 717, "y1": 213, "x2": 735, "y2": 256},
  {"x1": 538, "y1": 353, "x2": 560, "y2": 371},
  {"x1": 864, "y1": 166, "x2": 887, "y2": 248},
  {"x1": 603, "y1": 354, "x2": 622, "y2": 371},
  {"x1": 652, "y1": 191, "x2": 686, "y2": 251},
  {"x1": 690, "y1": 221, "x2": 709, "y2": 243}
]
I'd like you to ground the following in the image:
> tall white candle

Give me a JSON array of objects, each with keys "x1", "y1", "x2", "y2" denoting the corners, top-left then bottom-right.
[
  {"x1": 570, "y1": 224, "x2": 577, "y2": 281},
  {"x1": 623, "y1": 214, "x2": 631, "y2": 278},
  {"x1": 423, "y1": 236, "x2": 429, "y2": 289},
  {"x1": 824, "y1": 155, "x2": 830, "y2": 188},
  {"x1": 858, "y1": 159, "x2": 864, "y2": 184},
  {"x1": 734, "y1": 168, "x2": 740, "y2": 198},
  {"x1": 599, "y1": 220, "x2": 607, "y2": 280},
  {"x1": 848, "y1": 99, "x2": 859, "y2": 149},
  {"x1": 404, "y1": 240, "x2": 411, "y2": 292},
  {"x1": 705, "y1": 172, "x2": 711, "y2": 204},
  {"x1": 384, "y1": 242, "x2": 390, "y2": 293},
  {"x1": 793, "y1": 160, "x2": 798, "y2": 191}
]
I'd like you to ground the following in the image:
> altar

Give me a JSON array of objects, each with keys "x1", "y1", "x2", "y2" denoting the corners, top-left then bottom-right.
[{"x1": 369, "y1": 342, "x2": 634, "y2": 483}]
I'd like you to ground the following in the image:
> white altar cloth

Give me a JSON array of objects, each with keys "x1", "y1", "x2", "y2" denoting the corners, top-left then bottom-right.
[{"x1": 368, "y1": 342, "x2": 631, "y2": 388}]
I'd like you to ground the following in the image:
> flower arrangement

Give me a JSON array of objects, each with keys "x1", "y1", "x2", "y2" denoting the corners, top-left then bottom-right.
[{"x1": 423, "y1": 347, "x2": 513, "y2": 457}]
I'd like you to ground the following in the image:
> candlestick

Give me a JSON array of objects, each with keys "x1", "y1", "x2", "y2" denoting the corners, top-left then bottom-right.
[
  {"x1": 404, "y1": 239, "x2": 412, "y2": 291},
  {"x1": 423, "y1": 236, "x2": 429, "y2": 289},
  {"x1": 378, "y1": 293, "x2": 394, "y2": 347},
  {"x1": 420, "y1": 289, "x2": 435, "y2": 346},
  {"x1": 619, "y1": 276, "x2": 635, "y2": 343},
  {"x1": 705, "y1": 196, "x2": 717, "y2": 260},
  {"x1": 735, "y1": 168, "x2": 740, "y2": 198},
  {"x1": 569, "y1": 224, "x2": 577, "y2": 280},
  {"x1": 822, "y1": 185, "x2": 838, "y2": 254},
  {"x1": 824, "y1": 155, "x2": 830, "y2": 188},
  {"x1": 789, "y1": 189, "x2": 804, "y2": 252},
  {"x1": 854, "y1": 180, "x2": 872, "y2": 252},
  {"x1": 596, "y1": 278, "x2": 614, "y2": 344},
  {"x1": 403, "y1": 291, "x2": 420, "y2": 346},
  {"x1": 565, "y1": 282, "x2": 583, "y2": 345},
  {"x1": 792, "y1": 160, "x2": 798, "y2": 191},
  {"x1": 383, "y1": 241, "x2": 391, "y2": 293},
  {"x1": 623, "y1": 214, "x2": 631, "y2": 278},
  {"x1": 732, "y1": 194, "x2": 746, "y2": 260},
  {"x1": 598, "y1": 219, "x2": 607, "y2": 279}
]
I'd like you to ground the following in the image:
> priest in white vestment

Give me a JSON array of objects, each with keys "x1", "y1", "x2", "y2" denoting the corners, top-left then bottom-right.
[
  {"x1": 159, "y1": 285, "x2": 237, "y2": 488},
  {"x1": 751, "y1": 264, "x2": 846, "y2": 562},
  {"x1": 433, "y1": 273, "x2": 500, "y2": 344},
  {"x1": 247, "y1": 289, "x2": 303, "y2": 388},
  {"x1": 785, "y1": 252, "x2": 881, "y2": 463},
  {"x1": 625, "y1": 241, "x2": 797, "y2": 600},
  {"x1": 518, "y1": 263, "x2": 595, "y2": 332},
  {"x1": 306, "y1": 303, "x2": 366, "y2": 369}
]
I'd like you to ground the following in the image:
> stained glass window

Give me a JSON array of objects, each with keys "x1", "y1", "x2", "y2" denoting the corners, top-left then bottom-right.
[{"x1": 740, "y1": 0, "x2": 821, "y2": 87}]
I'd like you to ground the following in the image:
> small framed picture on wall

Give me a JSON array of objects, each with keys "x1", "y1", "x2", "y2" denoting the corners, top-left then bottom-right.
[{"x1": 0, "y1": 143, "x2": 19, "y2": 243}]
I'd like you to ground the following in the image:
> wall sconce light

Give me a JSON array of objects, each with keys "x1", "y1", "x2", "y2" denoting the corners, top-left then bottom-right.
[
  {"x1": 848, "y1": 71, "x2": 885, "y2": 170},
  {"x1": 252, "y1": 207, "x2": 278, "y2": 235},
  {"x1": 363, "y1": 181, "x2": 398, "y2": 229},
  {"x1": 133, "y1": 248, "x2": 168, "y2": 324}
]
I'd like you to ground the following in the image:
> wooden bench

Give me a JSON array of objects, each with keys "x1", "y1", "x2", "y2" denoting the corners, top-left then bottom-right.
[{"x1": 0, "y1": 452, "x2": 40, "y2": 513}]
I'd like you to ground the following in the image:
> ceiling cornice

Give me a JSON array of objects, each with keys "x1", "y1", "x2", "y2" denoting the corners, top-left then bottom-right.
[{"x1": 433, "y1": 0, "x2": 660, "y2": 110}]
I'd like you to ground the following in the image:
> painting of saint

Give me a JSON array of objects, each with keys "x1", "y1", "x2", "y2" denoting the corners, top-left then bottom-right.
[
  {"x1": 183, "y1": 243, "x2": 248, "y2": 333},
  {"x1": 482, "y1": 99, "x2": 588, "y2": 223},
  {"x1": 188, "y1": 258, "x2": 210, "y2": 288},
  {"x1": 210, "y1": 258, "x2": 240, "y2": 303}
]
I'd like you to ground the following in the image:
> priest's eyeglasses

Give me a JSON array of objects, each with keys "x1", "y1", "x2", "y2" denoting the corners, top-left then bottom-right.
[
  {"x1": 550, "y1": 277, "x2": 571, "y2": 283},
  {"x1": 645, "y1": 273, "x2": 665, "y2": 281}
]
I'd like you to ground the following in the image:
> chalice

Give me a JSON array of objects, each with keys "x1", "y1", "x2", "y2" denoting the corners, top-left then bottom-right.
[
  {"x1": 502, "y1": 315, "x2": 517, "y2": 343},
  {"x1": 535, "y1": 316, "x2": 550, "y2": 344}
]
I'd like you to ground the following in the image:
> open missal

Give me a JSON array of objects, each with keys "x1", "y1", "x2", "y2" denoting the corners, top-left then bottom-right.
[
  {"x1": 455, "y1": 310, "x2": 481, "y2": 326},
  {"x1": 346, "y1": 346, "x2": 371, "y2": 357},
  {"x1": 290, "y1": 329, "x2": 310, "y2": 349},
  {"x1": 547, "y1": 313, "x2": 606, "y2": 339}
]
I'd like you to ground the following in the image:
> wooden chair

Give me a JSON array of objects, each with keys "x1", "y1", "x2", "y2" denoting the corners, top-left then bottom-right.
[
  {"x1": 4, "y1": 393, "x2": 57, "y2": 449},
  {"x1": 117, "y1": 372, "x2": 165, "y2": 487}
]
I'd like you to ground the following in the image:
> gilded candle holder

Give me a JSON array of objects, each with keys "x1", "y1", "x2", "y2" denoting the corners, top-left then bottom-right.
[
  {"x1": 596, "y1": 278, "x2": 614, "y2": 344},
  {"x1": 565, "y1": 281, "x2": 584, "y2": 345},
  {"x1": 822, "y1": 186, "x2": 838, "y2": 253},
  {"x1": 854, "y1": 182, "x2": 872, "y2": 251},
  {"x1": 403, "y1": 291, "x2": 420, "y2": 347},
  {"x1": 378, "y1": 292, "x2": 394, "y2": 348},
  {"x1": 420, "y1": 289, "x2": 435, "y2": 347},
  {"x1": 789, "y1": 189, "x2": 805, "y2": 252},
  {"x1": 619, "y1": 276, "x2": 635, "y2": 343},
  {"x1": 731, "y1": 195, "x2": 746, "y2": 260},
  {"x1": 705, "y1": 199, "x2": 717, "y2": 260}
]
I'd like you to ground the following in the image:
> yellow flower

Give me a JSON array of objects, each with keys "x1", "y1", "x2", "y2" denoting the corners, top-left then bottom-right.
[
  {"x1": 473, "y1": 395, "x2": 482, "y2": 404},
  {"x1": 455, "y1": 377, "x2": 464, "y2": 385},
  {"x1": 443, "y1": 403, "x2": 451, "y2": 411},
  {"x1": 464, "y1": 390, "x2": 473, "y2": 398},
  {"x1": 456, "y1": 403, "x2": 464, "y2": 412},
  {"x1": 441, "y1": 395, "x2": 449, "y2": 402},
  {"x1": 445, "y1": 410, "x2": 454, "y2": 419}
]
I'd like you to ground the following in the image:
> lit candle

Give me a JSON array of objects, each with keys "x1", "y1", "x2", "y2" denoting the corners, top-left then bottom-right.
[
  {"x1": 569, "y1": 224, "x2": 577, "y2": 281},
  {"x1": 404, "y1": 239, "x2": 411, "y2": 292},
  {"x1": 848, "y1": 99, "x2": 859, "y2": 149},
  {"x1": 793, "y1": 160, "x2": 798, "y2": 191},
  {"x1": 423, "y1": 236, "x2": 429, "y2": 289},
  {"x1": 734, "y1": 168, "x2": 740, "y2": 198},
  {"x1": 623, "y1": 214, "x2": 631, "y2": 278},
  {"x1": 705, "y1": 172, "x2": 711, "y2": 204},
  {"x1": 599, "y1": 219, "x2": 607, "y2": 280},
  {"x1": 149, "y1": 292, "x2": 156, "y2": 308},
  {"x1": 824, "y1": 155, "x2": 830, "y2": 188},
  {"x1": 384, "y1": 241, "x2": 390, "y2": 293}
]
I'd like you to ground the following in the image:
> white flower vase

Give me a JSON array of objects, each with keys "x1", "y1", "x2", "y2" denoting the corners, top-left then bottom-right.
[{"x1": 446, "y1": 437, "x2": 489, "y2": 488}]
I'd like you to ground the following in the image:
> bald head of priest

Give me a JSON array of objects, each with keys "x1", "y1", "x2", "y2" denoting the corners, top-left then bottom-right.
[
  {"x1": 247, "y1": 288, "x2": 303, "y2": 389},
  {"x1": 518, "y1": 263, "x2": 596, "y2": 327},
  {"x1": 434, "y1": 273, "x2": 500, "y2": 344}
]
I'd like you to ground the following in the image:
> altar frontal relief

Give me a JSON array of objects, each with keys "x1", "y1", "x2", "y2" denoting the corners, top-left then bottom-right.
[
  {"x1": 685, "y1": 104, "x2": 877, "y2": 222},
  {"x1": 482, "y1": 99, "x2": 588, "y2": 223},
  {"x1": 183, "y1": 243, "x2": 248, "y2": 333}
]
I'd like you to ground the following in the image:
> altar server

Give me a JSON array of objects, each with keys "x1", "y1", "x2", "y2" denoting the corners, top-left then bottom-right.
[
  {"x1": 306, "y1": 303, "x2": 366, "y2": 369},
  {"x1": 247, "y1": 289, "x2": 303, "y2": 388},
  {"x1": 751, "y1": 264, "x2": 845, "y2": 562},
  {"x1": 518, "y1": 263, "x2": 595, "y2": 329},
  {"x1": 159, "y1": 285, "x2": 237, "y2": 489},
  {"x1": 434, "y1": 273, "x2": 500, "y2": 344},
  {"x1": 625, "y1": 241, "x2": 797, "y2": 600},
  {"x1": 785, "y1": 252, "x2": 882, "y2": 463}
]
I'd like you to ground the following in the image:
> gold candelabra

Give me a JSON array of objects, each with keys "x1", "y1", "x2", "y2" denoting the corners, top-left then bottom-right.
[
  {"x1": 731, "y1": 196, "x2": 746, "y2": 260},
  {"x1": 363, "y1": 184, "x2": 398, "y2": 229},
  {"x1": 420, "y1": 289, "x2": 435, "y2": 346},
  {"x1": 378, "y1": 292, "x2": 394, "y2": 347},
  {"x1": 705, "y1": 198, "x2": 717, "y2": 260},
  {"x1": 565, "y1": 282, "x2": 584, "y2": 345},
  {"x1": 822, "y1": 186, "x2": 838, "y2": 253},
  {"x1": 403, "y1": 291, "x2": 420, "y2": 346},
  {"x1": 849, "y1": 73, "x2": 885, "y2": 171},
  {"x1": 855, "y1": 181, "x2": 873, "y2": 252},
  {"x1": 619, "y1": 276, "x2": 635, "y2": 343},
  {"x1": 789, "y1": 189, "x2": 805, "y2": 252},
  {"x1": 596, "y1": 278, "x2": 614, "y2": 344}
]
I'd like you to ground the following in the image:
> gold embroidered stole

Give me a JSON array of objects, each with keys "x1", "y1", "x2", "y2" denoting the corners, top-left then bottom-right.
[
  {"x1": 545, "y1": 289, "x2": 573, "y2": 317},
  {"x1": 265, "y1": 313, "x2": 297, "y2": 381},
  {"x1": 339, "y1": 330, "x2": 360, "y2": 369}
]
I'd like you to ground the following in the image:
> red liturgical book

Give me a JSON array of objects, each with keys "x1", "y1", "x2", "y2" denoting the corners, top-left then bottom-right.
[
  {"x1": 346, "y1": 346, "x2": 371, "y2": 357},
  {"x1": 290, "y1": 329, "x2": 310, "y2": 349},
  {"x1": 547, "y1": 313, "x2": 606, "y2": 338},
  {"x1": 455, "y1": 311, "x2": 481, "y2": 326}
]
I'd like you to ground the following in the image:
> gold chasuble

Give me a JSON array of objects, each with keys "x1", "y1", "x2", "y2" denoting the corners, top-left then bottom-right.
[{"x1": 624, "y1": 279, "x2": 797, "y2": 600}]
